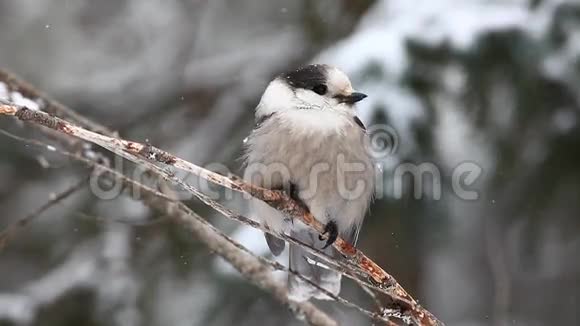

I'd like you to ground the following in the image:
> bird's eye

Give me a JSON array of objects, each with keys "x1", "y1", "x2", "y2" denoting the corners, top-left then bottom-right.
[{"x1": 312, "y1": 84, "x2": 327, "y2": 95}]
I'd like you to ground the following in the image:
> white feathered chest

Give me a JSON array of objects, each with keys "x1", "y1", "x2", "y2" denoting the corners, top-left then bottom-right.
[{"x1": 244, "y1": 108, "x2": 375, "y2": 236}]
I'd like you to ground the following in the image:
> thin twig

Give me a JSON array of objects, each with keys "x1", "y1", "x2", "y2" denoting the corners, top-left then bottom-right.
[
  {"x1": 0, "y1": 174, "x2": 88, "y2": 252},
  {"x1": 73, "y1": 211, "x2": 168, "y2": 227}
]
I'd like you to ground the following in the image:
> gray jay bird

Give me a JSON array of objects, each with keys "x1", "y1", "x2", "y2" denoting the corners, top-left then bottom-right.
[{"x1": 243, "y1": 64, "x2": 375, "y2": 301}]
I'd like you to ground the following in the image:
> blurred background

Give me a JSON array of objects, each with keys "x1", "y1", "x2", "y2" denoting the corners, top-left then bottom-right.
[{"x1": 1, "y1": 0, "x2": 579, "y2": 325}]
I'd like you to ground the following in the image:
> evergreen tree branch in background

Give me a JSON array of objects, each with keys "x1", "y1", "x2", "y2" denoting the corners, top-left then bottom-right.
[{"x1": 0, "y1": 70, "x2": 443, "y2": 326}]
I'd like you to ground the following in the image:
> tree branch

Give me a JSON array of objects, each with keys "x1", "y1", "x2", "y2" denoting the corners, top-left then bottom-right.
[{"x1": 0, "y1": 173, "x2": 88, "y2": 252}]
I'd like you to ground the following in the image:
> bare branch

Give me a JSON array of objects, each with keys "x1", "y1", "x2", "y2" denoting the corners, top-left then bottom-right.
[
  {"x1": 0, "y1": 169, "x2": 88, "y2": 252},
  {"x1": 0, "y1": 70, "x2": 114, "y2": 135}
]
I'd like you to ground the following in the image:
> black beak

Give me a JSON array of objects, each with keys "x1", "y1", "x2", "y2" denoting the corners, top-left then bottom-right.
[{"x1": 343, "y1": 92, "x2": 367, "y2": 104}]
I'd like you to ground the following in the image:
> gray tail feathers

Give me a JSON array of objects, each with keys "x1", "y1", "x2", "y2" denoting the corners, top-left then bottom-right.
[
  {"x1": 288, "y1": 230, "x2": 341, "y2": 302},
  {"x1": 264, "y1": 232, "x2": 285, "y2": 256}
]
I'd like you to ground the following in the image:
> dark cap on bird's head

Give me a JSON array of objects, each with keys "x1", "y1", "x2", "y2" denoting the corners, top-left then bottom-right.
[{"x1": 279, "y1": 64, "x2": 367, "y2": 105}]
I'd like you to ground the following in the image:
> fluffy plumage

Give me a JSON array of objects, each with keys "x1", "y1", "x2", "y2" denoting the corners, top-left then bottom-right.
[{"x1": 243, "y1": 64, "x2": 374, "y2": 301}]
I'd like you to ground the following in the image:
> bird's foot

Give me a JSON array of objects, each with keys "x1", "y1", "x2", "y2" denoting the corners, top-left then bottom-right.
[{"x1": 319, "y1": 221, "x2": 338, "y2": 249}]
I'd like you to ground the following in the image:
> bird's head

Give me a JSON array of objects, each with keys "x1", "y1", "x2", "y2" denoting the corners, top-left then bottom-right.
[{"x1": 256, "y1": 64, "x2": 367, "y2": 118}]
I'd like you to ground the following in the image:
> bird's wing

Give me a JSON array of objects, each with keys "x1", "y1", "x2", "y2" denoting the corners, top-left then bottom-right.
[{"x1": 353, "y1": 115, "x2": 366, "y2": 131}]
